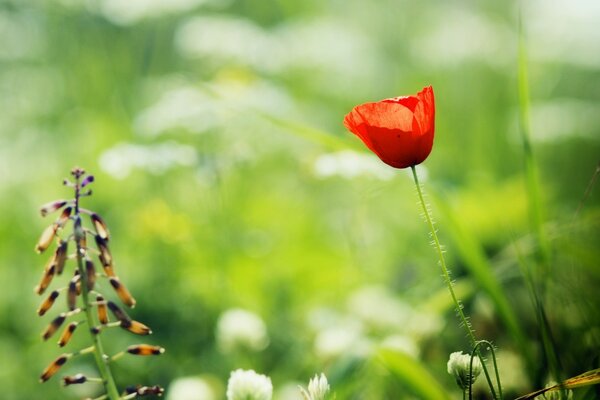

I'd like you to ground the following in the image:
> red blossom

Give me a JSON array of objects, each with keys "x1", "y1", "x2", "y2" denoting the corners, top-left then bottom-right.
[{"x1": 343, "y1": 85, "x2": 435, "y2": 169}]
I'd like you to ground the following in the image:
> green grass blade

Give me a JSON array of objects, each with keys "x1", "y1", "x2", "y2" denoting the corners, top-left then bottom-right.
[
  {"x1": 378, "y1": 348, "x2": 451, "y2": 400},
  {"x1": 430, "y1": 193, "x2": 535, "y2": 378}
]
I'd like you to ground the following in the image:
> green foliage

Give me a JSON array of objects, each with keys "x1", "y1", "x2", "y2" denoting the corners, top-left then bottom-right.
[{"x1": 0, "y1": 0, "x2": 599, "y2": 399}]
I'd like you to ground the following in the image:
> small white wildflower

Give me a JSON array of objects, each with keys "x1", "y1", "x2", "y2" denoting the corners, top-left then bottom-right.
[
  {"x1": 299, "y1": 373, "x2": 330, "y2": 400},
  {"x1": 226, "y1": 369, "x2": 273, "y2": 400},
  {"x1": 447, "y1": 351, "x2": 483, "y2": 390},
  {"x1": 216, "y1": 308, "x2": 269, "y2": 352}
]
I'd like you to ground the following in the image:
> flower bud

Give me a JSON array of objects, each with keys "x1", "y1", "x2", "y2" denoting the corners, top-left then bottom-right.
[
  {"x1": 73, "y1": 216, "x2": 86, "y2": 251},
  {"x1": 37, "y1": 290, "x2": 60, "y2": 316},
  {"x1": 54, "y1": 240, "x2": 68, "y2": 275},
  {"x1": 109, "y1": 277, "x2": 136, "y2": 308},
  {"x1": 85, "y1": 259, "x2": 96, "y2": 291},
  {"x1": 81, "y1": 175, "x2": 94, "y2": 187},
  {"x1": 97, "y1": 295, "x2": 108, "y2": 324},
  {"x1": 121, "y1": 320, "x2": 152, "y2": 336},
  {"x1": 57, "y1": 206, "x2": 72, "y2": 227},
  {"x1": 58, "y1": 322, "x2": 78, "y2": 347},
  {"x1": 107, "y1": 301, "x2": 131, "y2": 325},
  {"x1": 62, "y1": 374, "x2": 87, "y2": 386},
  {"x1": 35, "y1": 264, "x2": 56, "y2": 295},
  {"x1": 300, "y1": 373, "x2": 330, "y2": 400},
  {"x1": 447, "y1": 351, "x2": 482, "y2": 390},
  {"x1": 35, "y1": 225, "x2": 57, "y2": 254},
  {"x1": 90, "y1": 213, "x2": 109, "y2": 241},
  {"x1": 40, "y1": 200, "x2": 68, "y2": 217},
  {"x1": 42, "y1": 313, "x2": 66, "y2": 341},
  {"x1": 126, "y1": 344, "x2": 165, "y2": 356},
  {"x1": 67, "y1": 277, "x2": 79, "y2": 311},
  {"x1": 125, "y1": 385, "x2": 164, "y2": 396},
  {"x1": 95, "y1": 235, "x2": 112, "y2": 266},
  {"x1": 40, "y1": 353, "x2": 70, "y2": 382}
]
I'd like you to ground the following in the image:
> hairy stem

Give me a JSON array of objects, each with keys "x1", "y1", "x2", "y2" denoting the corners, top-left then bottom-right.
[
  {"x1": 410, "y1": 166, "x2": 499, "y2": 399},
  {"x1": 74, "y1": 176, "x2": 121, "y2": 400}
]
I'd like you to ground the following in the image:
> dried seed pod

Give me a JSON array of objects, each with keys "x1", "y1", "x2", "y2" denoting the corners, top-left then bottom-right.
[
  {"x1": 57, "y1": 206, "x2": 72, "y2": 227},
  {"x1": 40, "y1": 353, "x2": 70, "y2": 382},
  {"x1": 121, "y1": 319, "x2": 152, "y2": 336},
  {"x1": 85, "y1": 259, "x2": 96, "y2": 291},
  {"x1": 95, "y1": 235, "x2": 112, "y2": 266},
  {"x1": 67, "y1": 277, "x2": 79, "y2": 311},
  {"x1": 125, "y1": 385, "x2": 164, "y2": 396},
  {"x1": 107, "y1": 301, "x2": 131, "y2": 325},
  {"x1": 35, "y1": 225, "x2": 57, "y2": 254},
  {"x1": 97, "y1": 295, "x2": 108, "y2": 324},
  {"x1": 126, "y1": 344, "x2": 165, "y2": 356},
  {"x1": 109, "y1": 277, "x2": 136, "y2": 308},
  {"x1": 90, "y1": 213, "x2": 109, "y2": 241},
  {"x1": 37, "y1": 290, "x2": 60, "y2": 316},
  {"x1": 62, "y1": 373, "x2": 87, "y2": 386},
  {"x1": 35, "y1": 264, "x2": 56, "y2": 295},
  {"x1": 58, "y1": 322, "x2": 78, "y2": 347},
  {"x1": 42, "y1": 313, "x2": 66, "y2": 340},
  {"x1": 40, "y1": 200, "x2": 68, "y2": 217},
  {"x1": 98, "y1": 254, "x2": 116, "y2": 277},
  {"x1": 54, "y1": 240, "x2": 68, "y2": 275}
]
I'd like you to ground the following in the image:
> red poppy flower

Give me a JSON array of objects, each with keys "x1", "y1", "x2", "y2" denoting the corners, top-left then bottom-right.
[{"x1": 343, "y1": 86, "x2": 435, "y2": 169}]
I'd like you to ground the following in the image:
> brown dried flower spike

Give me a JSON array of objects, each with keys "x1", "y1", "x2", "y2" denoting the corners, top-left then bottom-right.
[{"x1": 34, "y1": 167, "x2": 164, "y2": 399}]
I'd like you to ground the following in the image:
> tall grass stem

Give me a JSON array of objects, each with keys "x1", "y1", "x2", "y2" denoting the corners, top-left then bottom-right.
[{"x1": 410, "y1": 166, "x2": 499, "y2": 400}]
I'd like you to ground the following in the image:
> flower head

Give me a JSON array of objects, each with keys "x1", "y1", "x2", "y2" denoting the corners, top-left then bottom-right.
[
  {"x1": 299, "y1": 373, "x2": 330, "y2": 400},
  {"x1": 343, "y1": 86, "x2": 435, "y2": 169},
  {"x1": 447, "y1": 351, "x2": 482, "y2": 390},
  {"x1": 216, "y1": 308, "x2": 269, "y2": 352},
  {"x1": 226, "y1": 369, "x2": 273, "y2": 400}
]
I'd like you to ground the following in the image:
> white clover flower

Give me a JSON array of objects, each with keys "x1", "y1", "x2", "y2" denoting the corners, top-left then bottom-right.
[
  {"x1": 167, "y1": 376, "x2": 216, "y2": 400},
  {"x1": 299, "y1": 373, "x2": 330, "y2": 400},
  {"x1": 216, "y1": 308, "x2": 269, "y2": 352},
  {"x1": 447, "y1": 351, "x2": 483, "y2": 390},
  {"x1": 226, "y1": 369, "x2": 273, "y2": 400}
]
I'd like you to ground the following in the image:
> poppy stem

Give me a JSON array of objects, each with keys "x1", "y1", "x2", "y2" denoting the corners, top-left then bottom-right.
[{"x1": 410, "y1": 166, "x2": 500, "y2": 400}]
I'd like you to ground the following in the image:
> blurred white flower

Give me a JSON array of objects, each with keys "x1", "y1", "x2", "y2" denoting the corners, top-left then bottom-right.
[
  {"x1": 299, "y1": 373, "x2": 330, "y2": 400},
  {"x1": 226, "y1": 369, "x2": 273, "y2": 400},
  {"x1": 313, "y1": 151, "x2": 395, "y2": 181},
  {"x1": 411, "y1": 6, "x2": 513, "y2": 69},
  {"x1": 134, "y1": 86, "x2": 218, "y2": 137},
  {"x1": 167, "y1": 377, "x2": 216, "y2": 400},
  {"x1": 525, "y1": 0, "x2": 600, "y2": 67},
  {"x1": 447, "y1": 351, "x2": 482, "y2": 390},
  {"x1": 134, "y1": 81, "x2": 294, "y2": 138},
  {"x1": 347, "y1": 285, "x2": 412, "y2": 331},
  {"x1": 380, "y1": 335, "x2": 419, "y2": 358},
  {"x1": 97, "y1": 0, "x2": 215, "y2": 25},
  {"x1": 314, "y1": 324, "x2": 372, "y2": 360},
  {"x1": 216, "y1": 309, "x2": 269, "y2": 352},
  {"x1": 98, "y1": 141, "x2": 197, "y2": 179},
  {"x1": 176, "y1": 16, "x2": 273, "y2": 69}
]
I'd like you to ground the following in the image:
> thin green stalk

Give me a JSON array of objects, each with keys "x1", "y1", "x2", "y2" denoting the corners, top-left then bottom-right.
[
  {"x1": 518, "y1": 10, "x2": 563, "y2": 388},
  {"x1": 410, "y1": 166, "x2": 499, "y2": 400},
  {"x1": 74, "y1": 177, "x2": 121, "y2": 400}
]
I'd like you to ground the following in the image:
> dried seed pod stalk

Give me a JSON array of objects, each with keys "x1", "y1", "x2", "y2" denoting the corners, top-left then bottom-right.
[{"x1": 34, "y1": 167, "x2": 164, "y2": 400}]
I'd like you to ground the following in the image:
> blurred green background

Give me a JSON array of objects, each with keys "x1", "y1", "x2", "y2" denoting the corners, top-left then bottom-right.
[{"x1": 0, "y1": 0, "x2": 599, "y2": 399}]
